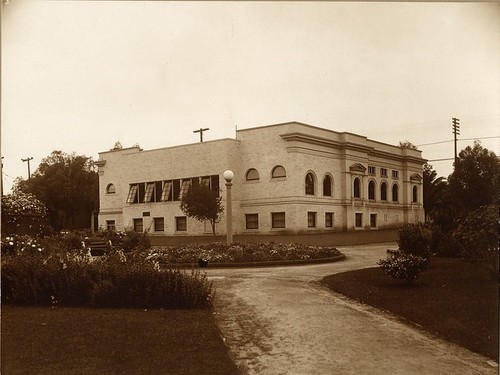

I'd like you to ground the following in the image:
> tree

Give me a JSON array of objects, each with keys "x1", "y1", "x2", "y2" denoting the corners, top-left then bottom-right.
[
  {"x1": 422, "y1": 163, "x2": 447, "y2": 223},
  {"x1": 180, "y1": 183, "x2": 224, "y2": 235},
  {"x1": 1, "y1": 190, "x2": 51, "y2": 236},
  {"x1": 21, "y1": 151, "x2": 99, "y2": 230},
  {"x1": 448, "y1": 141, "x2": 499, "y2": 215}
]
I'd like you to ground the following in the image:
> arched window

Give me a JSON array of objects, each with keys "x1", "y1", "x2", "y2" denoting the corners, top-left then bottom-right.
[
  {"x1": 381, "y1": 182, "x2": 387, "y2": 201},
  {"x1": 323, "y1": 175, "x2": 332, "y2": 197},
  {"x1": 271, "y1": 165, "x2": 286, "y2": 179},
  {"x1": 305, "y1": 173, "x2": 315, "y2": 195},
  {"x1": 353, "y1": 177, "x2": 361, "y2": 198},
  {"x1": 106, "y1": 183, "x2": 116, "y2": 194},
  {"x1": 246, "y1": 168, "x2": 260, "y2": 181},
  {"x1": 392, "y1": 184, "x2": 399, "y2": 202},
  {"x1": 368, "y1": 181, "x2": 375, "y2": 200},
  {"x1": 412, "y1": 186, "x2": 418, "y2": 203}
]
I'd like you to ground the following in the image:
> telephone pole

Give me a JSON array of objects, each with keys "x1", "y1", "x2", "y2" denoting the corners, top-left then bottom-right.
[
  {"x1": 452, "y1": 117, "x2": 460, "y2": 165},
  {"x1": 21, "y1": 157, "x2": 34, "y2": 180},
  {"x1": 193, "y1": 128, "x2": 209, "y2": 142}
]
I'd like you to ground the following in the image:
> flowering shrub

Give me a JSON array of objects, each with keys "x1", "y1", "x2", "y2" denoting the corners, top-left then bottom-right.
[
  {"x1": 378, "y1": 253, "x2": 429, "y2": 285},
  {"x1": 1, "y1": 249, "x2": 214, "y2": 309},
  {"x1": 143, "y1": 242, "x2": 341, "y2": 265},
  {"x1": 1, "y1": 192, "x2": 52, "y2": 237}
]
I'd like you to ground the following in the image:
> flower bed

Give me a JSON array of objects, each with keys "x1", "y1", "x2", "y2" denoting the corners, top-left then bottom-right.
[{"x1": 144, "y1": 242, "x2": 343, "y2": 265}]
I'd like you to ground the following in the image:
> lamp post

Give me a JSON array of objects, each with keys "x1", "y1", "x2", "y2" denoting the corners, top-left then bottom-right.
[{"x1": 223, "y1": 170, "x2": 234, "y2": 245}]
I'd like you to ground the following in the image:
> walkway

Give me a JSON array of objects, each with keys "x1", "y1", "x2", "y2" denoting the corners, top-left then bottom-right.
[{"x1": 207, "y1": 243, "x2": 497, "y2": 375}]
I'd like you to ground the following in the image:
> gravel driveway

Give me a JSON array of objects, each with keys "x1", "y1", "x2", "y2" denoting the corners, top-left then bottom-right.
[{"x1": 207, "y1": 243, "x2": 497, "y2": 375}]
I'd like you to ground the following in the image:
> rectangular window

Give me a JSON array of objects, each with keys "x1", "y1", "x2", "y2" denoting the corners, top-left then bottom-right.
[
  {"x1": 143, "y1": 183, "x2": 155, "y2": 202},
  {"x1": 392, "y1": 170, "x2": 399, "y2": 179},
  {"x1": 154, "y1": 181, "x2": 163, "y2": 202},
  {"x1": 179, "y1": 179, "x2": 191, "y2": 200},
  {"x1": 126, "y1": 185, "x2": 138, "y2": 203},
  {"x1": 271, "y1": 212, "x2": 286, "y2": 229},
  {"x1": 138, "y1": 183, "x2": 146, "y2": 203},
  {"x1": 355, "y1": 213, "x2": 363, "y2": 228},
  {"x1": 173, "y1": 179, "x2": 181, "y2": 201},
  {"x1": 176, "y1": 216, "x2": 187, "y2": 231},
  {"x1": 308, "y1": 212, "x2": 316, "y2": 228},
  {"x1": 325, "y1": 212, "x2": 334, "y2": 228},
  {"x1": 368, "y1": 166, "x2": 376, "y2": 175},
  {"x1": 245, "y1": 214, "x2": 259, "y2": 229},
  {"x1": 161, "y1": 181, "x2": 173, "y2": 202},
  {"x1": 211, "y1": 175, "x2": 220, "y2": 195},
  {"x1": 380, "y1": 168, "x2": 388, "y2": 178},
  {"x1": 133, "y1": 218, "x2": 143, "y2": 232},
  {"x1": 370, "y1": 214, "x2": 377, "y2": 228},
  {"x1": 154, "y1": 217, "x2": 164, "y2": 232},
  {"x1": 106, "y1": 220, "x2": 116, "y2": 231}
]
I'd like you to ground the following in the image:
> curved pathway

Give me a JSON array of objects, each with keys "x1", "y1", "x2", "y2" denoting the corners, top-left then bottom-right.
[{"x1": 207, "y1": 243, "x2": 497, "y2": 375}]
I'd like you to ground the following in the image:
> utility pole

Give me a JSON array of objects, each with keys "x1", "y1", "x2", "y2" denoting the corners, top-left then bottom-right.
[
  {"x1": 452, "y1": 118, "x2": 460, "y2": 165},
  {"x1": 193, "y1": 128, "x2": 209, "y2": 142},
  {"x1": 21, "y1": 157, "x2": 34, "y2": 180},
  {"x1": 1, "y1": 157, "x2": 4, "y2": 196}
]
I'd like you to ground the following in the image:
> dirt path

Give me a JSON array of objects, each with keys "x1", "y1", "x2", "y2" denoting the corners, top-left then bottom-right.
[{"x1": 208, "y1": 243, "x2": 497, "y2": 375}]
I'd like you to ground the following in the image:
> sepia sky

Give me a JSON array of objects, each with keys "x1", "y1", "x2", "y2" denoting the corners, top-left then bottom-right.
[{"x1": 2, "y1": 1, "x2": 499, "y2": 193}]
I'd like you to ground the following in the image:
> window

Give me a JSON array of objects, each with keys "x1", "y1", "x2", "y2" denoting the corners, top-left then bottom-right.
[
  {"x1": 305, "y1": 173, "x2": 315, "y2": 195},
  {"x1": 307, "y1": 212, "x2": 316, "y2": 228},
  {"x1": 392, "y1": 170, "x2": 399, "y2": 179},
  {"x1": 106, "y1": 220, "x2": 116, "y2": 231},
  {"x1": 368, "y1": 166, "x2": 376, "y2": 175},
  {"x1": 412, "y1": 186, "x2": 418, "y2": 203},
  {"x1": 370, "y1": 214, "x2": 377, "y2": 228},
  {"x1": 133, "y1": 218, "x2": 143, "y2": 232},
  {"x1": 245, "y1": 214, "x2": 259, "y2": 229},
  {"x1": 323, "y1": 175, "x2": 332, "y2": 196},
  {"x1": 392, "y1": 184, "x2": 399, "y2": 202},
  {"x1": 355, "y1": 213, "x2": 363, "y2": 228},
  {"x1": 271, "y1": 212, "x2": 286, "y2": 229},
  {"x1": 155, "y1": 181, "x2": 163, "y2": 202},
  {"x1": 176, "y1": 216, "x2": 187, "y2": 231},
  {"x1": 144, "y1": 183, "x2": 155, "y2": 203},
  {"x1": 368, "y1": 181, "x2": 375, "y2": 200},
  {"x1": 246, "y1": 169, "x2": 260, "y2": 181},
  {"x1": 325, "y1": 212, "x2": 334, "y2": 228},
  {"x1": 179, "y1": 179, "x2": 191, "y2": 200},
  {"x1": 353, "y1": 177, "x2": 361, "y2": 198},
  {"x1": 161, "y1": 181, "x2": 173, "y2": 202},
  {"x1": 173, "y1": 179, "x2": 181, "y2": 200},
  {"x1": 381, "y1": 182, "x2": 387, "y2": 201},
  {"x1": 127, "y1": 185, "x2": 139, "y2": 203},
  {"x1": 380, "y1": 168, "x2": 388, "y2": 178},
  {"x1": 154, "y1": 217, "x2": 164, "y2": 232},
  {"x1": 271, "y1": 165, "x2": 286, "y2": 179},
  {"x1": 106, "y1": 184, "x2": 116, "y2": 194}
]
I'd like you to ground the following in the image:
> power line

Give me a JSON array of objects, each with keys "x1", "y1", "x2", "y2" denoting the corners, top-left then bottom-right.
[{"x1": 417, "y1": 136, "x2": 500, "y2": 147}]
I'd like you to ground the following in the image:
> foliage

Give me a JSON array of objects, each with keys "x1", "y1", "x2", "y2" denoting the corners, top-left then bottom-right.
[
  {"x1": 1, "y1": 250, "x2": 214, "y2": 309},
  {"x1": 453, "y1": 204, "x2": 499, "y2": 279},
  {"x1": 145, "y1": 242, "x2": 342, "y2": 264},
  {"x1": 180, "y1": 183, "x2": 224, "y2": 235},
  {"x1": 422, "y1": 163, "x2": 448, "y2": 224},
  {"x1": 397, "y1": 223, "x2": 433, "y2": 258},
  {"x1": 378, "y1": 253, "x2": 429, "y2": 284},
  {"x1": 119, "y1": 230, "x2": 151, "y2": 252},
  {"x1": 448, "y1": 141, "x2": 499, "y2": 214},
  {"x1": 1, "y1": 191, "x2": 52, "y2": 237},
  {"x1": 20, "y1": 150, "x2": 99, "y2": 230}
]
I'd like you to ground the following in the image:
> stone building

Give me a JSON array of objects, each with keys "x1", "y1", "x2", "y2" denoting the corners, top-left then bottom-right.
[{"x1": 96, "y1": 122, "x2": 425, "y2": 236}]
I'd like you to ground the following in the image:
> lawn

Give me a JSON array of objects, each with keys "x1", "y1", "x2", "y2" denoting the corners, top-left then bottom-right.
[
  {"x1": 1, "y1": 306, "x2": 240, "y2": 375},
  {"x1": 322, "y1": 257, "x2": 498, "y2": 361}
]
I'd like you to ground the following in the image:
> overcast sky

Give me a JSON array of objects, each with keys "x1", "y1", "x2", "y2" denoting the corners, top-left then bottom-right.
[{"x1": 2, "y1": 1, "x2": 499, "y2": 193}]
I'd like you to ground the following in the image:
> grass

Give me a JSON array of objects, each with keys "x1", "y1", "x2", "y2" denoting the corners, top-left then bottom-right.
[
  {"x1": 1, "y1": 306, "x2": 240, "y2": 375},
  {"x1": 322, "y1": 257, "x2": 498, "y2": 361}
]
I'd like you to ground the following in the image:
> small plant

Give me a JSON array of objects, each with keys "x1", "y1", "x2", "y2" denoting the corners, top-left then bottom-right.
[
  {"x1": 397, "y1": 223, "x2": 433, "y2": 258},
  {"x1": 378, "y1": 253, "x2": 429, "y2": 285}
]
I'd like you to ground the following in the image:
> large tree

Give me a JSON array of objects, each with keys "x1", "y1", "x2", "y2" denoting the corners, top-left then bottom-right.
[
  {"x1": 22, "y1": 151, "x2": 99, "y2": 230},
  {"x1": 447, "y1": 141, "x2": 499, "y2": 215},
  {"x1": 180, "y1": 183, "x2": 224, "y2": 235},
  {"x1": 422, "y1": 163, "x2": 448, "y2": 223}
]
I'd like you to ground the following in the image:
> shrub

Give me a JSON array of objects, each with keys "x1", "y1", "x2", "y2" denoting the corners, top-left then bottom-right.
[
  {"x1": 435, "y1": 231, "x2": 461, "y2": 258},
  {"x1": 397, "y1": 223, "x2": 433, "y2": 258},
  {"x1": 378, "y1": 253, "x2": 429, "y2": 285},
  {"x1": 121, "y1": 231, "x2": 151, "y2": 252},
  {"x1": 1, "y1": 251, "x2": 213, "y2": 309}
]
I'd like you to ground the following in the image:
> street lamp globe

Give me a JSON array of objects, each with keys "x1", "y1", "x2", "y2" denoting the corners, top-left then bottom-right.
[{"x1": 223, "y1": 170, "x2": 234, "y2": 182}]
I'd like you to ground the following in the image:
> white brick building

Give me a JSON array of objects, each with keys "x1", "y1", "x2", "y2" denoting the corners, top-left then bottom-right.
[{"x1": 97, "y1": 122, "x2": 425, "y2": 236}]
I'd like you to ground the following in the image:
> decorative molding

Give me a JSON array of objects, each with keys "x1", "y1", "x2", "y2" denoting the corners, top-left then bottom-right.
[{"x1": 349, "y1": 163, "x2": 367, "y2": 173}]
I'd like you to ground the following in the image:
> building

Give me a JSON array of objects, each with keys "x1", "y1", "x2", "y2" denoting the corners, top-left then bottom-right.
[{"x1": 96, "y1": 122, "x2": 425, "y2": 236}]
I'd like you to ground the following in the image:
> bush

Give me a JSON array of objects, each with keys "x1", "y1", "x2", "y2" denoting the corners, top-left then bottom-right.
[
  {"x1": 397, "y1": 223, "x2": 433, "y2": 258},
  {"x1": 120, "y1": 231, "x2": 151, "y2": 252},
  {"x1": 378, "y1": 253, "x2": 429, "y2": 285},
  {"x1": 1, "y1": 251, "x2": 213, "y2": 309},
  {"x1": 435, "y1": 231, "x2": 461, "y2": 257}
]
